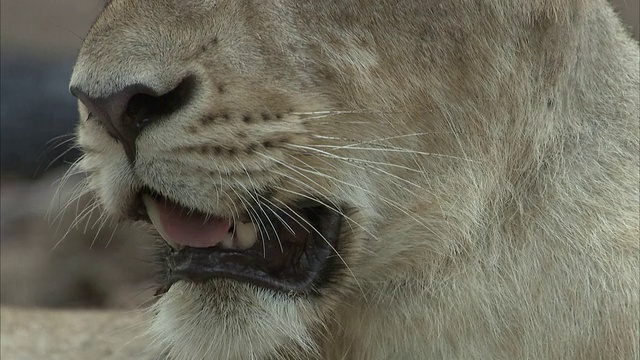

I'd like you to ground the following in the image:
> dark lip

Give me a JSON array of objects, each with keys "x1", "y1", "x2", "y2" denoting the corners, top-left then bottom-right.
[
  {"x1": 138, "y1": 191, "x2": 343, "y2": 295},
  {"x1": 160, "y1": 206, "x2": 341, "y2": 293}
]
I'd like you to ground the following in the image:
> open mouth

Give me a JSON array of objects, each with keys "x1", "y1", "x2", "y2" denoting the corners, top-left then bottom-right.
[{"x1": 136, "y1": 191, "x2": 342, "y2": 294}]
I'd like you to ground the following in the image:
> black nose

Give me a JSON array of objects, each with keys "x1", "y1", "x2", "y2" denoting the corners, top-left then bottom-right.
[{"x1": 70, "y1": 76, "x2": 195, "y2": 163}]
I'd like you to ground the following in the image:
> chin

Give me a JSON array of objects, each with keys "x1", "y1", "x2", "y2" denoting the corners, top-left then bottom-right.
[{"x1": 148, "y1": 279, "x2": 319, "y2": 359}]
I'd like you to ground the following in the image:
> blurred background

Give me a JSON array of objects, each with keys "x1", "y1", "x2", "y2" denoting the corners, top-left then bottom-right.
[
  {"x1": 0, "y1": 0, "x2": 638, "y2": 310},
  {"x1": 1, "y1": 0, "x2": 157, "y2": 310}
]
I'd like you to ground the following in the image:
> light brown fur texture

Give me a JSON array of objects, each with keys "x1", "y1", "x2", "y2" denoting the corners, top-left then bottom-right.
[{"x1": 67, "y1": 0, "x2": 639, "y2": 359}]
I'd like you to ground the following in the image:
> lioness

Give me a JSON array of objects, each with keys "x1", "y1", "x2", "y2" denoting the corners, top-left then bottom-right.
[{"x1": 66, "y1": 0, "x2": 639, "y2": 359}]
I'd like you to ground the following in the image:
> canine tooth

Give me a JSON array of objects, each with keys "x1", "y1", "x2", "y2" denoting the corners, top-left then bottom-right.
[
  {"x1": 234, "y1": 221, "x2": 258, "y2": 249},
  {"x1": 220, "y1": 232, "x2": 235, "y2": 249}
]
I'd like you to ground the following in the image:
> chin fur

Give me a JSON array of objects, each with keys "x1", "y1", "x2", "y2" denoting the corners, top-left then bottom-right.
[{"x1": 147, "y1": 280, "x2": 319, "y2": 360}]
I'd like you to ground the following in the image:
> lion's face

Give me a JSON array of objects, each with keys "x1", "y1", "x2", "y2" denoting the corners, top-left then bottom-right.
[
  {"x1": 71, "y1": 0, "x2": 504, "y2": 359},
  {"x1": 69, "y1": 0, "x2": 464, "y2": 358}
]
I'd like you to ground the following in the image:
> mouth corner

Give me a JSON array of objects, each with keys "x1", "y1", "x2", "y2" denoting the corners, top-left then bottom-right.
[{"x1": 128, "y1": 188, "x2": 154, "y2": 222}]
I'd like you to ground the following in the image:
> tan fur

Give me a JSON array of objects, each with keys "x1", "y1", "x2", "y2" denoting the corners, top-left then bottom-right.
[{"x1": 69, "y1": 0, "x2": 639, "y2": 359}]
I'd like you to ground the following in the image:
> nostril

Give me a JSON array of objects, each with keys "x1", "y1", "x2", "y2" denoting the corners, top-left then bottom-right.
[
  {"x1": 125, "y1": 75, "x2": 197, "y2": 131},
  {"x1": 70, "y1": 75, "x2": 196, "y2": 163}
]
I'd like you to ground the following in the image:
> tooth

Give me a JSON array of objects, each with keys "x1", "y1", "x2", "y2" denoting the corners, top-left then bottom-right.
[
  {"x1": 234, "y1": 221, "x2": 258, "y2": 249},
  {"x1": 220, "y1": 232, "x2": 235, "y2": 249},
  {"x1": 142, "y1": 195, "x2": 180, "y2": 249}
]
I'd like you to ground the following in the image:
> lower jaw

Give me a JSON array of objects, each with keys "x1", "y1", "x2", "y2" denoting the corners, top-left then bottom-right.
[{"x1": 148, "y1": 279, "x2": 317, "y2": 360}]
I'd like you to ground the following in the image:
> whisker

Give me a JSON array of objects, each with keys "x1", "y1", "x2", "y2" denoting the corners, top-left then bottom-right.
[
  {"x1": 309, "y1": 131, "x2": 479, "y2": 148},
  {"x1": 276, "y1": 158, "x2": 378, "y2": 240},
  {"x1": 307, "y1": 121, "x2": 370, "y2": 125},
  {"x1": 34, "y1": 134, "x2": 78, "y2": 175},
  {"x1": 224, "y1": 180, "x2": 268, "y2": 255},
  {"x1": 266, "y1": 154, "x2": 378, "y2": 240},
  {"x1": 279, "y1": 156, "x2": 440, "y2": 239},
  {"x1": 290, "y1": 149, "x2": 429, "y2": 197},
  {"x1": 37, "y1": 140, "x2": 80, "y2": 177},
  {"x1": 236, "y1": 160, "x2": 285, "y2": 253},
  {"x1": 89, "y1": 210, "x2": 111, "y2": 248},
  {"x1": 298, "y1": 145, "x2": 426, "y2": 175},
  {"x1": 266, "y1": 196, "x2": 312, "y2": 233},
  {"x1": 290, "y1": 143, "x2": 482, "y2": 164},
  {"x1": 50, "y1": 184, "x2": 90, "y2": 245},
  {"x1": 83, "y1": 199, "x2": 102, "y2": 235},
  {"x1": 291, "y1": 110, "x2": 383, "y2": 116},
  {"x1": 255, "y1": 194, "x2": 297, "y2": 235},
  {"x1": 52, "y1": 198, "x2": 100, "y2": 250},
  {"x1": 272, "y1": 185, "x2": 378, "y2": 242},
  {"x1": 255, "y1": 152, "x2": 342, "y2": 211},
  {"x1": 43, "y1": 133, "x2": 76, "y2": 148},
  {"x1": 266, "y1": 188, "x2": 366, "y2": 300},
  {"x1": 47, "y1": 157, "x2": 86, "y2": 221},
  {"x1": 260, "y1": 154, "x2": 377, "y2": 241},
  {"x1": 104, "y1": 222, "x2": 120, "y2": 248},
  {"x1": 205, "y1": 164, "x2": 236, "y2": 222},
  {"x1": 50, "y1": 177, "x2": 90, "y2": 227}
]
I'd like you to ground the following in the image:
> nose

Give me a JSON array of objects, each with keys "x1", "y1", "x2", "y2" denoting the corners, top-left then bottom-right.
[{"x1": 70, "y1": 76, "x2": 195, "y2": 163}]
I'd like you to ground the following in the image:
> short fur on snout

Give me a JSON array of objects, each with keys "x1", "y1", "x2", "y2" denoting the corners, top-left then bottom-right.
[{"x1": 70, "y1": 0, "x2": 639, "y2": 359}]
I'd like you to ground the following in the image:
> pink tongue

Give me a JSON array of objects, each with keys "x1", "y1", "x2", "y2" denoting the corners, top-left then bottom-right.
[{"x1": 155, "y1": 200, "x2": 231, "y2": 248}]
